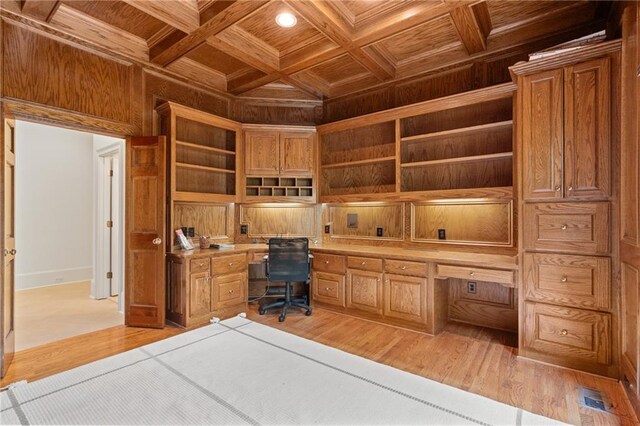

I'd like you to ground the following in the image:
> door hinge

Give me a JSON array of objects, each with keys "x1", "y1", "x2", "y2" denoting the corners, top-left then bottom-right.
[
  {"x1": 108, "y1": 169, "x2": 114, "y2": 177},
  {"x1": 106, "y1": 220, "x2": 113, "y2": 228},
  {"x1": 106, "y1": 272, "x2": 113, "y2": 279}
]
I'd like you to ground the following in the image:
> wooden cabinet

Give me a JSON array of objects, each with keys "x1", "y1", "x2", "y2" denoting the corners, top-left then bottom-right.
[
  {"x1": 436, "y1": 264, "x2": 514, "y2": 287},
  {"x1": 384, "y1": 274, "x2": 427, "y2": 325},
  {"x1": 312, "y1": 271, "x2": 345, "y2": 307},
  {"x1": 520, "y1": 57, "x2": 611, "y2": 200},
  {"x1": 512, "y1": 42, "x2": 619, "y2": 377},
  {"x1": 346, "y1": 256, "x2": 383, "y2": 315},
  {"x1": 244, "y1": 129, "x2": 314, "y2": 177},
  {"x1": 166, "y1": 251, "x2": 248, "y2": 327}
]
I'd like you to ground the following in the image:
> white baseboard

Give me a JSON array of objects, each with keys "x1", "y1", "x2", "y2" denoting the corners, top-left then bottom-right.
[{"x1": 16, "y1": 266, "x2": 93, "y2": 290}]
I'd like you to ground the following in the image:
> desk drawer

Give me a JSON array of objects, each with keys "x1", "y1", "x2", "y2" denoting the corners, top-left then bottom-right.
[
  {"x1": 312, "y1": 271, "x2": 345, "y2": 307},
  {"x1": 248, "y1": 251, "x2": 267, "y2": 264},
  {"x1": 523, "y1": 253, "x2": 610, "y2": 310},
  {"x1": 436, "y1": 264, "x2": 514, "y2": 287},
  {"x1": 384, "y1": 259, "x2": 427, "y2": 277},
  {"x1": 212, "y1": 253, "x2": 246, "y2": 275},
  {"x1": 212, "y1": 272, "x2": 245, "y2": 309},
  {"x1": 523, "y1": 202, "x2": 609, "y2": 254},
  {"x1": 348, "y1": 256, "x2": 383, "y2": 272},
  {"x1": 190, "y1": 258, "x2": 211, "y2": 274},
  {"x1": 313, "y1": 253, "x2": 347, "y2": 274},
  {"x1": 523, "y1": 302, "x2": 611, "y2": 366}
]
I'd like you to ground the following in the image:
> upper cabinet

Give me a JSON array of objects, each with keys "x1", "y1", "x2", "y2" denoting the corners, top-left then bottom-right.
[
  {"x1": 244, "y1": 128, "x2": 314, "y2": 177},
  {"x1": 242, "y1": 125, "x2": 316, "y2": 202},
  {"x1": 517, "y1": 55, "x2": 611, "y2": 201}
]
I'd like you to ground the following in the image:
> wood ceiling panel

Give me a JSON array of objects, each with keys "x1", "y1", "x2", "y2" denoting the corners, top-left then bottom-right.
[
  {"x1": 166, "y1": 57, "x2": 226, "y2": 91},
  {"x1": 339, "y1": 0, "x2": 407, "y2": 26},
  {"x1": 238, "y1": 0, "x2": 324, "y2": 54},
  {"x1": 61, "y1": 0, "x2": 167, "y2": 40},
  {"x1": 186, "y1": 43, "x2": 251, "y2": 75},
  {"x1": 376, "y1": 15, "x2": 460, "y2": 65},
  {"x1": 308, "y1": 54, "x2": 370, "y2": 84},
  {"x1": 487, "y1": 1, "x2": 583, "y2": 32}
]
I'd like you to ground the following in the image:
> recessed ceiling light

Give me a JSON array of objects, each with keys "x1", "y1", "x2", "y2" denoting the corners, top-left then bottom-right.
[{"x1": 275, "y1": 12, "x2": 297, "y2": 28}]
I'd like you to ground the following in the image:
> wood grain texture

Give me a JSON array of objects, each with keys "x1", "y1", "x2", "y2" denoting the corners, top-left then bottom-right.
[
  {"x1": 383, "y1": 273, "x2": 427, "y2": 325},
  {"x1": 449, "y1": 2, "x2": 491, "y2": 55},
  {"x1": 239, "y1": 204, "x2": 318, "y2": 238},
  {"x1": 411, "y1": 200, "x2": 512, "y2": 246},
  {"x1": 346, "y1": 269, "x2": 383, "y2": 315},
  {"x1": 328, "y1": 203, "x2": 404, "y2": 241},
  {"x1": 3, "y1": 23, "x2": 132, "y2": 124},
  {"x1": 172, "y1": 203, "x2": 231, "y2": 241},
  {"x1": 447, "y1": 278, "x2": 517, "y2": 332},
  {"x1": 21, "y1": 0, "x2": 60, "y2": 22}
]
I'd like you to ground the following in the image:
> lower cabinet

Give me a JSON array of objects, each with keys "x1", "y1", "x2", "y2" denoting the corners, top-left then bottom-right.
[
  {"x1": 346, "y1": 269, "x2": 383, "y2": 314},
  {"x1": 167, "y1": 252, "x2": 248, "y2": 327},
  {"x1": 384, "y1": 274, "x2": 427, "y2": 325},
  {"x1": 312, "y1": 271, "x2": 345, "y2": 307}
]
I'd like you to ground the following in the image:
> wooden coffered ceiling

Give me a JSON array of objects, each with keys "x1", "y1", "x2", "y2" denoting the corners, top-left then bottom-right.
[{"x1": 3, "y1": 0, "x2": 610, "y2": 101}]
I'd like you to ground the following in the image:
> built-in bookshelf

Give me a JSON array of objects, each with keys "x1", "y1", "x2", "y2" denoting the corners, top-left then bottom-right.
[{"x1": 245, "y1": 177, "x2": 313, "y2": 198}]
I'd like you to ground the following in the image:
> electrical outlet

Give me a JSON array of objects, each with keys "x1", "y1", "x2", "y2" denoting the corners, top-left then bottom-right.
[
  {"x1": 188, "y1": 227, "x2": 195, "y2": 237},
  {"x1": 376, "y1": 227, "x2": 383, "y2": 237},
  {"x1": 324, "y1": 225, "x2": 330, "y2": 234},
  {"x1": 240, "y1": 224, "x2": 248, "y2": 235},
  {"x1": 438, "y1": 229, "x2": 446, "y2": 240},
  {"x1": 467, "y1": 281, "x2": 477, "y2": 294}
]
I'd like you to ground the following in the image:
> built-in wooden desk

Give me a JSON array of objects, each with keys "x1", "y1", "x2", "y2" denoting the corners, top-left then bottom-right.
[{"x1": 167, "y1": 243, "x2": 517, "y2": 333}]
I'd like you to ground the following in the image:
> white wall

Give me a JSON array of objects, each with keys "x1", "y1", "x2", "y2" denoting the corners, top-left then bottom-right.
[{"x1": 15, "y1": 121, "x2": 94, "y2": 290}]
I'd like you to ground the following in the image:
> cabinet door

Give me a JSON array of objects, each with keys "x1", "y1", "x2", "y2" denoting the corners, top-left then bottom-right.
[
  {"x1": 384, "y1": 274, "x2": 427, "y2": 324},
  {"x1": 564, "y1": 57, "x2": 611, "y2": 198},
  {"x1": 279, "y1": 132, "x2": 313, "y2": 176},
  {"x1": 521, "y1": 69, "x2": 564, "y2": 200},
  {"x1": 212, "y1": 272, "x2": 246, "y2": 309},
  {"x1": 189, "y1": 271, "x2": 211, "y2": 318},
  {"x1": 346, "y1": 270, "x2": 383, "y2": 314},
  {"x1": 245, "y1": 131, "x2": 279, "y2": 176}
]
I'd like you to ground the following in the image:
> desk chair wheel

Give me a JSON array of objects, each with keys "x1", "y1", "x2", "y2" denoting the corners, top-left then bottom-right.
[
  {"x1": 278, "y1": 314, "x2": 286, "y2": 322},
  {"x1": 259, "y1": 308, "x2": 266, "y2": 315},
  {"x1": 305, "y1": 309, "x2": 312, "y2": 316}
]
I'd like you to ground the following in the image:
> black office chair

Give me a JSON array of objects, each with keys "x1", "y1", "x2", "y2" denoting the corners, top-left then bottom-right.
[{"x1": 259, "y1": 238, "x2": 312, "y2": 322}]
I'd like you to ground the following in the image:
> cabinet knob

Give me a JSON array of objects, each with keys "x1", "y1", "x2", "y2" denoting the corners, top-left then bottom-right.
[
  {"x1": 560, "y1": 329, "x2": 568, "y2": 336},
  {"x1": 401, "y1": 266, "x2": 407, "y2": 270},
  {"x1": 228, "y1": 289, "x2": 233, "y2": 293},
  {"x1": 361, "y1": 261, "x2": 366, "y2": 265},
  {"x1": 325, "y1": 260, "x2": 329, "y2": 264},
  {"x1": 469, "y1": 271, "x2": 475, "y2": 276},
  {"x1": 325, "y1": 287, "x2": 330, "y2": 291},
  {"x1": 561, "y1": 224, "x2": 567, "y2": 230},
  {"x1": 555, "y1": 185, "x2": 561, "y2": 192},
  {"x1": 199, "y1": 262, "x2": 204, "y2": 267},
  {"x1": 568, "y1": 186, "x2": 574, "y2": 192},
  {"x1": 228, "y1": 263, "x2": 233, "y2": 266},
  {"x1": 561, "y1": 276, "x2": 567, "y2": 283}
]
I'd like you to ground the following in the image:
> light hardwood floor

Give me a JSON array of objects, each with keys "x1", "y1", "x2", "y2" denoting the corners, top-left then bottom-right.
[
  {"x1": 15, "y1": 281, "x2": 123, "y2": 350},
  {"x1": 2, "y1": 306, "x2": 637, "y2": 425}
]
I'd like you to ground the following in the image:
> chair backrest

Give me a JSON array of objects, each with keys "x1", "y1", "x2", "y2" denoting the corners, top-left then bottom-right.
[{"x1": 267, "y1": 238, "x2": 309, "y2": 283}]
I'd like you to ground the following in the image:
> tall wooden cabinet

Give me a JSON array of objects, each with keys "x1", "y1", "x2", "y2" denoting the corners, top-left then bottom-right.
[{"x1": 512, "y1": 40, "x2": 621, "y2": 377}]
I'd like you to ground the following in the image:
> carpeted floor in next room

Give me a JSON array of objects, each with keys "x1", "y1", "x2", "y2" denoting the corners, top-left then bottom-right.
[{"x1": 15, "y1": 281, "x2": 123, "y2": 350}]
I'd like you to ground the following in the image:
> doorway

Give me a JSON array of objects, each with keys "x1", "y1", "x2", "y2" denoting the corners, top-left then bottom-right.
[{"x1": 14, "y1": 121, "x2": 125, "y2": 350}]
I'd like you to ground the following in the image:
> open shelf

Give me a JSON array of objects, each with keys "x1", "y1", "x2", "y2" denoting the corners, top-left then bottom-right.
[
  {"x1": 245, "y1": 176, "x2": 313, "y2": 199},
  {"x1": 402, "y1": 152, "x2": 513, "y2": 169},
  {"x1": 322, "y1": 156, "x2": 396, "y2": 169},
  {"x1": 176, "y1": 162, "x2": 235, "y2": 174},
  {"x1": 176, "y1": 140, "x2": 235, "y2": 156},
  {"x1": 400, "y1": 120, "x2": 513, "y2": 144},
  {"x1": 321, "y1": 162, "x2": 396, "y2": 196}
]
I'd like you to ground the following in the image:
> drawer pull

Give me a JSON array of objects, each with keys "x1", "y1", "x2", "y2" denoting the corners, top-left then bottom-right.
[
  {"x1": 568, "y1": 186, "x2": 574, "y2": 192},
  {"x1": 555, "y1": 185, "x2": 561, "y2": 192},
  {"x1": 401, "y1": 266, "x2": 407, "y2": 270},
  {"x1": 199, "y1": 262, "x2": 204, "y2": 267},
  {"x1": 228, "y1": 289, "x2": 233, "y2": 294},
  {"x1": 561, "y1": 224, "x2": 567, "y2": 230},
  {"x1": 325, "y1": 287, "x2": 330, "y2": 291},
  {"x1": 228, "y1": 263, "x2": 233, "y2": 266},
  {"x1": 560, "y1": 329, "x2": 568, "y2": 336},
  {"x1": 325, "y1": 260, "x2": 330, "y2": 264},
  {"x1": 361, "y1": 261, "x2": 366, "y2": 265},
  {"x1": 469, "y1": 271, "x2": 475, "y2": 276},
  {"x1": 561, "y1": 276, "x2": 567, "y2": 283}
]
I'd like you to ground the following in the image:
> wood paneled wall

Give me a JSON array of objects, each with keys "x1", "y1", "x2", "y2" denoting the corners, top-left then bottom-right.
[
  {"x1": 173, "y1": 203, "x2": 232, "y2": 242},
  {"x1": 328, "y1": 204, "x2": 404, "y2": 241},
  {"x1": 620, "y1": 1, "x2": 640, "y2": 416},
  {"x1": 236, "y1": 204, "x2": 320, "y2": 242}
]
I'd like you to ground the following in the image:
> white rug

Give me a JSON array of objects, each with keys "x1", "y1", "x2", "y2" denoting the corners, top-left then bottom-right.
[{"x1": 0, "y1": 316, "x2": 567, "y2": 425}]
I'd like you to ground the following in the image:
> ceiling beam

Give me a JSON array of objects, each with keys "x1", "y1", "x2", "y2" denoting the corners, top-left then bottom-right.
[
  {"x1": 449, "y1": 1, "x2": 492, "y2": 55},
  {"x1": 21, "y1": 0, "x2": 59, "y2": 22},
  {"x1": 150, "y1": 0, "x2": 269, "y2": 66},
  {"x1": 285, "y1": 0, "x2": 395, "y2": 81},
  {"x1": 123, "y1": 0, "x2": 200, "y2": 33}
]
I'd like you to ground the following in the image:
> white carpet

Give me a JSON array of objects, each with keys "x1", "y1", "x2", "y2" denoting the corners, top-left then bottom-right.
[{"x1": 0, "y1": 316, "x2": 567, "y2": 425}]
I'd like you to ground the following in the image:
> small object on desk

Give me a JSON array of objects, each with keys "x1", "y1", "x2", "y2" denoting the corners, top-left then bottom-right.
[
  {"x1": 175, "y1": 229, "x2": 193, "y2": 250},
  {"x1": 199, "y1": 235, "x2": 210, "y2": 249},
  {"x1": 210, "y1": 243, "x2": 236, "y2": 250}
]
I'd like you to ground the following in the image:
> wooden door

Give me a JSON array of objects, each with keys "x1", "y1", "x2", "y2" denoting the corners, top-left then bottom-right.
[
  {"x1": 346, "y1": 269, "x2": 383, "y2": 314},
  {"x1": 125, "y1": 136, "x2": 166, "y2": 328},
  {"x1": 312, "y1": 271, "x2": 345, "y2": 307},
  {"x1": 279, "y1": 132, "x2": 313, "y2": 176},
  {"x1": 245, "y1": 131, "x2": 279, "y2": 176},
  {"x1": 564, "y1": 57, "x2": 611, "y2": 198},
  {"x1": 620, "y1": 2, "x2": 640, "y2": 407},
  {"x1": 1, "y1": 118, "x2": 15, "y2": 377},
  {"x1": 212, "y1": 272, "x2": 246, "y2": 309},
  {"x1": 521, "y1": 69, "x2": 564, "y2": 200},
  {"x1": 383, "y1": 274, "x2": 427, "y2": 324},
  {"x1": 189, "y1": 271, "x2": 211, "y2": 318}
]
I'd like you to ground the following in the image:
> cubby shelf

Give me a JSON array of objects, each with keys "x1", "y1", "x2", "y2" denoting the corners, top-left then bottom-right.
[{"x1": 245, "y1": 176, "x2": 313, "y2": 199}]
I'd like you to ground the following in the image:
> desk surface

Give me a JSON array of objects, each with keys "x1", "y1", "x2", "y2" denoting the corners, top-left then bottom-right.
[{"x1": 169, "y1": 243, "x2": 517, "y2": 270}]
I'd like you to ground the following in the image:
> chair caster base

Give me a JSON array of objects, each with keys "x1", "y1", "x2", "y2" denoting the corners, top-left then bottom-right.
[
  {"x1": 259, "y1": 308, "x2": 266, "y2": 315},
  {"x1": 278, "y1": 315, "x2": 286, "y2": 322},
  {"x1": 305, "y1": 309, "x2": 312, "y2": 316}
]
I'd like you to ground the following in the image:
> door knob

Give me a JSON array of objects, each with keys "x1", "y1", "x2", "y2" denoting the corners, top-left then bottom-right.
[
  {"x1": 152, "y1": 238, "x2": 162, "y2": 245},
  {"x1": 9, "y1": 249, "x2": 16, "y2": 255}
]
